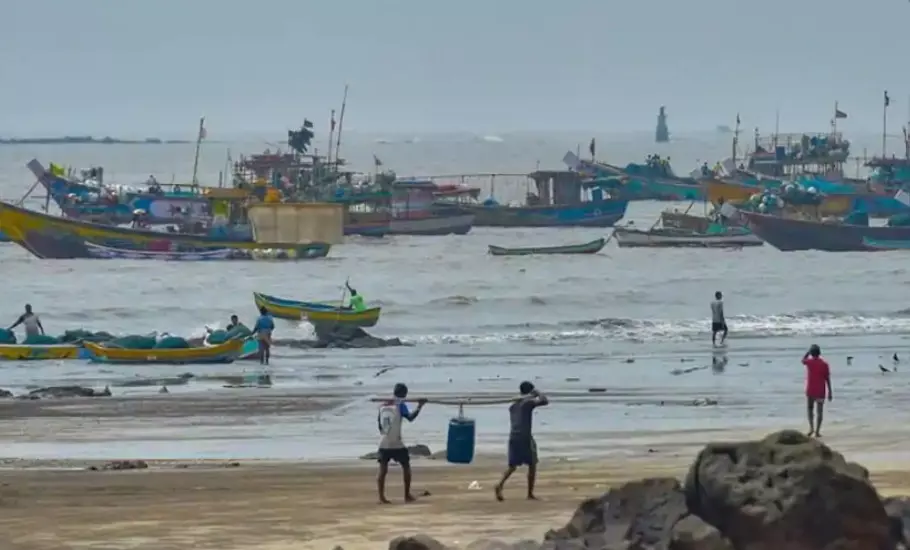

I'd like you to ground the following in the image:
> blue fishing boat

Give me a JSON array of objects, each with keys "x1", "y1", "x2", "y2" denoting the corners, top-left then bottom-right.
[
  {"x1": 440, "y1": 170, "x2": 628, "y2": 227},
  {"x1": 862, "y1": 237, "x2": 910, "y2": 251},
  {"x1": 27, "y1": 159, "x2": 212, "y2": 225},
  {"x1": 741, "y1": 210, "x2": 910, "y2": 252},
  {"x1": 564, "y1": 151, "x2": 703, "y2": 201}
]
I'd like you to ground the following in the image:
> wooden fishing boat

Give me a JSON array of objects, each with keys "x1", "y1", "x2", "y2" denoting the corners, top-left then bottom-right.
[
  {"x1": 253, "y1": 292, "x2": 381, "y2": 327},
  {"x1": 488, "y1": 238, "x2": 606, "y2": 256},
  {"x1": 862, "y1": 237, "x2": 910, "y2": 251},
  {"x1": 613, "y1": 227, "x2": 763, "y2": 248},
  {"x1": 83, "y1": 241, "x2": 329, "y2": 260},
  {"x1": 83, "y1": 339, "x2": 243, "y2": 364},
  {"x1": 741, "y1": 211, "x2": 910, "y2": 252},
  {"x1": 0, "y1": 343, "x2": 82, "y2": 360}
]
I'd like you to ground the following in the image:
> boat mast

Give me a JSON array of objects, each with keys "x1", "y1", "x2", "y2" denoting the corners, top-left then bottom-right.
[
  {"x1": 732, "y1": 113, "x2": 740, "y2": 166},
  {"x1": 333, "y1": 85, "x2": 349, "y2": 172},
  {"x1": 327, "y1": 109, "x2": 336, "y2": 166},
  {"x1": 191, "y1": 116, "x2": 205, "y2": 187}
]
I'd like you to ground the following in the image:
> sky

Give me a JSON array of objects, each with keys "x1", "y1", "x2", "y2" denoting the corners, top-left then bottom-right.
[{"x1": 2, "y1": 0, "x2": 909, "y2": 137}]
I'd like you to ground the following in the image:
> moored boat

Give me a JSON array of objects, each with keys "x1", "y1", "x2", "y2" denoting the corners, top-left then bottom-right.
[
  {"x1": 0, "y1": 200, "x2": 339, "y2": 259},
  {"x1": 862, "y1": 237, "x2": 910, "y2": 251},
  {"x1": 253, "y1": 292, "x2": 381, "y2": 327},
  {"x1": 613, "y1": 227, "x2": 762, "y2": 248},
  {"x1": 83, "y1": 241, "x2": 329, "y2": 261},
  {"x1": 488, "y1": 238, "x2": 606, "y2": 256},
  {"x1": 565, "y1": 151, "x2": 704, "y2": 201},
  {"x1": 740, "y1": 211, "x2": 910, "y2": 252},
  {"x1": 83, "y1": 339, "x2": 243, "y2": 364},
  {"x1": 0, "y1": 343, "x2": 83, "y2": 360}
]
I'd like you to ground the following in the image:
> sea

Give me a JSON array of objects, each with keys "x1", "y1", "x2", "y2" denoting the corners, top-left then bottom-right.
[{"x1": 1, "y1": 131, "x2": 910, "y2": 465}]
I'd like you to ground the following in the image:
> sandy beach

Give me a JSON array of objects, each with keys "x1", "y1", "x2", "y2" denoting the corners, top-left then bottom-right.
[{"x1": 1, "y1": 444, "x2": 909, "y2": 550}]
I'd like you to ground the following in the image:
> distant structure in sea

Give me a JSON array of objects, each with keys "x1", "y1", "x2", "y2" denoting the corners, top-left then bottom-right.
[
  {"x1": 0, "y1": 136, "x2": 189, "y2": 145},
  {"x1": 655, "y1": 106, "x2": 669, "y2": 143}
]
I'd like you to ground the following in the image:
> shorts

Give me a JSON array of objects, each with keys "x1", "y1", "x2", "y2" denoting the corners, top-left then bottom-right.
[
  {"x1": 806, "y1": 395, "x2": 826, "y2": 406},
  {"x1": 507, "y1": 436, "x2": 538, "y2": 468},
  {"x1": 711, "y1": 322, "x2": 727, "y2": 333},
  {"x1": 378, "y1": 447, "x2": 410, "y2": 466},
  {"x1": 257, "y1": 330, "x2": 272, "y2": 345}
]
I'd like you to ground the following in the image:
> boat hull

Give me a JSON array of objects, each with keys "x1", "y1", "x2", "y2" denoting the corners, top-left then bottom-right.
[
  {"x1": 466, "y1": 200, "x2": 628, "y2": 228},
  {"x1": 862, "y1": 237, "x2": 910, "y2": 250},
  {"x1": 0, "y1": 343, "x2": 82, "y2": 360},
  {"x1": 84, "y1": 241, "x2": 329, "y2": 260},
  {"x1": 0, "y1": 201, "x2": 329, "y2": 259},
  {"x1": 613, "y1": 227, "x2": 763, "y2": 248},
  {"x1": 488, "y1": 238, "x2": 606, "y2": 256},
  {"x1": 253, "y1": 292, "x2": 381, "y2": 327},
  {"x1": 83, "y1": 339, "x2": 242, "y2": 364},
  {"x1": 389, "y1": 213, "x2": 474, "y2": 235},
  {"x1": 741, "y1": 211, "x2": 910, "y2": 252},
  {"x1": 707, "y1": 179, "x2": 856, "y2": 217}
]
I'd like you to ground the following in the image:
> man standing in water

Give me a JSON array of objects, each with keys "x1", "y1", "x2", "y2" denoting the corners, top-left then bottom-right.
[
  {"x1": 495, "y1": 381, "x2": 548, "y2": 502},
  {"x1": 9, "y1": 304, "x2": 44, "y2": 339},
  {"x1": 802, "y1": 344, "x2": 832, "y2": 437},
  {"x1": 376, "y1": 383, "x2": 426, "y2": 504},
  {"x1": 252, "y1": 306, "x2": 274, "y2": 365},
  {"x1": 711, "y1": 291, "x2": 728, "y2": 347}
]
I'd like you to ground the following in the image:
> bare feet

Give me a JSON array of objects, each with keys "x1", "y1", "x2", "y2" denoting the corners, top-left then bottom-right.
[
  {"x1": 807, "y1": 430, "x2": 815, "y2": 437},
  {"x1": 404, "y1": 494, "x2": 417, "y2": 503},
  {"x1": 379, "y1": 497, "x2": 391, "y2": 504},
  {"x1": 814, "y1": 432, "x2": 822, "y2": 438},
  {"x1": 527, "y1": 494, "x2": 539, "y2": 501},
  {"x1": 494, "y1": 485, "x2": 504, "y2": 502}
]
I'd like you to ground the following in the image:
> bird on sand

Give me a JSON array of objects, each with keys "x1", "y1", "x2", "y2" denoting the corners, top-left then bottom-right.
[{"x1": 879, "y1": 364, "x2": 892, "y2": 374}]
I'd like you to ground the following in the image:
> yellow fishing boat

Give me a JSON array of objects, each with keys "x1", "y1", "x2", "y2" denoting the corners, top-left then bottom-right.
[
  {"x1": 0, "y1": 344, "x2": 82, "y2": 360},
  {"x1": 83, "y1": 339, "x2": 243, "y2": 364},
  {"x1": 253, "y1": 292, "x2": 381, "y2": 327},
  {"x1": 706, "y1": 179, "x2": 854, "y2": 217}
]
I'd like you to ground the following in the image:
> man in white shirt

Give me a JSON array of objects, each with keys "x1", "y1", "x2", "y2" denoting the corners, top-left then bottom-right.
[
  {"x1": 9, "y1": 304, "x2": 44, "y2": 339},
  {"x1": 711, "y1": 291, "x2": 727, "y2": 347},
  {"x1": 376, "y1": 383, "x2": 426, "y2": 504}
]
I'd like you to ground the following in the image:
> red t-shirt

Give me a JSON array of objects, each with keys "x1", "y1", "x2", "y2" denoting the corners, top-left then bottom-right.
[{"x1": 803, "y1": 357, "x2": 830, "y2": 399}]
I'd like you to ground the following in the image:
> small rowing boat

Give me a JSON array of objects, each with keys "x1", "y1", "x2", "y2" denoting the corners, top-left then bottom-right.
[
  {"x1": 85, "y1": 242, "x2": 235, "y2": 260},
  {"x1": 253, "y1": 292, "x2": 381, "y2": 327},
  {"x1": 613, "y1": 227, "x2": 763, "y2": 248},
  {"x1": 487, "y1": 238, "x2": 606, "y2": 256},
  {"x1": 0, "y1": 343, "x2": 83, "y2": 360},
  {"x1": 84, "y1": 339, "x2": 243, "y2": 364}
]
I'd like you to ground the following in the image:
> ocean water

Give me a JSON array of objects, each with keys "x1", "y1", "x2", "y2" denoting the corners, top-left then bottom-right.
[{"x1": 1, "y1": 133, "x2": 910, "y2": 463}]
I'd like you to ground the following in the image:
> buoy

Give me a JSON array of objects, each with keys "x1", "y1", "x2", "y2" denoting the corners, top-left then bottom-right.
[{"x1": 446, "y1": 404, "x2": 475, "y2": 464}]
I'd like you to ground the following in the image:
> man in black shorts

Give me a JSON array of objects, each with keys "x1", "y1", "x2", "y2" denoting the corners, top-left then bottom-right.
[
  {"x1": 711, "y1": 291, "x2": 728, "y2": 347},
  {"x1": 376, "y1": 383, "x2": 426, "y2": 504},
  {"x1": 494, "y1": 381, "x2": 548, "y2": 501}
]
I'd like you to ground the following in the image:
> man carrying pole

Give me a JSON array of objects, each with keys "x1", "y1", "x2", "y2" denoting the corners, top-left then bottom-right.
[
  {"x1": 376, "y1": 383, "x2": 426, "y2": 504},
  {"x1": 494, "y1": 381, "x2": 548, "y2": 501}
]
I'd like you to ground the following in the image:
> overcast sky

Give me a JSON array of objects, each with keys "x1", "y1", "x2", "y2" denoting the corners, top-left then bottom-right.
[{"x1": 2, "y1": 0, "x2": 908, "y2": 137}]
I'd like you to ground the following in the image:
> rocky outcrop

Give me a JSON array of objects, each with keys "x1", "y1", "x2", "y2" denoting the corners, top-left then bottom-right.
[
  {"x1": 313, "y1": 324, "x2": 407, "y2": 349},
  {"x1": 371, "y1": 430, "x2": 910, "y2": 550},
  {"x1": 0, "y1": 389, "x2": 13, "y2": 398}
]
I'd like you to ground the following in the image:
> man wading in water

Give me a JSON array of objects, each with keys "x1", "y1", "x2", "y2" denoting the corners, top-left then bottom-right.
[
  {"x1": 494, "y1": 381, "x2": 548, "y2": 501},
  {"x1": 802, "y1": 344, "x2": 832, "y2": 437},
  {"x1": 376, "y1": 383, "x2": 426, "y2": 504}
]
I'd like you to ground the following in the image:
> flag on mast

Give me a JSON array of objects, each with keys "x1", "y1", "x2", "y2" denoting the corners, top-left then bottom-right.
[
  {"x1": 589, "y1": 138, "x2": 596, "y2": 158},
  {"x1": 834, "y1": 102, "x2": 847, "y2": 119},
  {"x1": 885, "y1": 91, "x2": 891, "y2": 108},
  {"x1": 373, "y1": 154, "x2": 383, "y2": 167},
  {"x1": 198, "y1": 117, "x2": 207, "y2": 140},
  {"x1": 330, "y1": 110, "x2": 336, "y2": 132}
]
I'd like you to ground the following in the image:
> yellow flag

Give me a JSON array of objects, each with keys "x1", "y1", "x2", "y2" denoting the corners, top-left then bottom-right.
[{"x1": 49, "y1": 163, "x2": 65, "y2": 177}]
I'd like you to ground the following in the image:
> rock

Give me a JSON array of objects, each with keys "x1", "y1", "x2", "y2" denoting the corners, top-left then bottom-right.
[
  {"x1": 388, "y1": 534, "x2": 449, "y2": 550},
  {"x1": 27, "y1": 385, "x2": 112, "y2": 399},
  {"x1": 312, "y1": 323, "x2": 408, "y2": 349},
  {"x1": 360, "y1": 444, "x2": 432, "y2": 461},
  {"x1": 684, "y1": 429, "x2": 893, "y2": 550},
  {"x1": 89, "y1": 460, "x2": 148, "y2": 471},
  {"x1": 669, "y1": 515, "x2": 732, "y2": 550},
  {"x1": 544, "y1": 477, "x2": 688, "y2": 549},
  {"x1": 0, "y1": 389, "x2": 13, "y2": 398}
]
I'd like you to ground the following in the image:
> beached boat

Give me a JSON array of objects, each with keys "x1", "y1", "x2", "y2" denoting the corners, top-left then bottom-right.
[
  {"x1": 253, "y1": 292, "x2": 381, "y2": 327},
  {"x1": 613, "y1": 227, "x2": 762, "y2": 248},
  {"x1": 0, "y1": 200, "x2": 338, "y2": 260},
  {"x1": 740, "y1": 211, "x2": 910, "y2": 252},
  {"x1": 0, "y1": 343, "x2": 83, "y2": 360},
  {"x1": 83, "y1": 241, "x2": 329, "y2": 260},
  {"x1": 83, "y1": 339, "x2": 243, "y2": 364},
  {"x1": 488, "y1": 238, "x2": 606, "y2": 256},
  {"x1": 443, "y1": 170, "x2": 628, "y2": 227}
]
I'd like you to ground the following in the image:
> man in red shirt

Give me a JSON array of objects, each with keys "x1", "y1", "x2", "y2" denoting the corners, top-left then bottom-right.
[{"x1": 802, "y1": 344, "x2": 833, "y2": 437}]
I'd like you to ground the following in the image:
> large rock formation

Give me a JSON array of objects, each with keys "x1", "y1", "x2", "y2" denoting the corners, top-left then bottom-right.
[{"x1": 374, "y1": 430, "x2": 910, "y2": 550}]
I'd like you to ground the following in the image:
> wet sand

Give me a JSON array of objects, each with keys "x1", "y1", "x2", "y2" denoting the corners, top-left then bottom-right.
[{"x1": 2, "y1": 447, "x2": 910, "y2": 550}]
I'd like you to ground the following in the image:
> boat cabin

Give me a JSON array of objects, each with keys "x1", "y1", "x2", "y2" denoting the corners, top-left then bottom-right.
[
  {"x1": 527, "y1": 170, "x2": 615, "y2": 206},
  {"x1": 749, "y1": 131, "x2": 850, "y2": 179}
]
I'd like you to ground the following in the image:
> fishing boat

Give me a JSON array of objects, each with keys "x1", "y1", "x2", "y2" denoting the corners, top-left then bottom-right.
[
  {"x1": 488, "y1": 238, "x2": 606, "y2": 256},
  {"x1": 441, "y1": 170, "x2": 628, "y2": 227},
  {"x1": 740, "y1": 211, "x2": 910, "y2": 252},
  {"x1": 613, "y1": 226, "x2": 762, "y2": 248},
  {"x1": 253, "y1": 292, "x2": 381, "y2": 327},
  {"x1": 0, "y1": 200, "x2": 339, "y2": 259},
  {"x1": 0, "y1": 343, "x2": 83, "y2": 360},
  {"x1": 83, "y1": 339, "x2": 243, "y2": 364},
  {"x1": 564, "y1": 151, "x2": 704, "y2": 201},
  {"x1": 83, "y1": 241, "x2": 329, "y2": 260}
]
